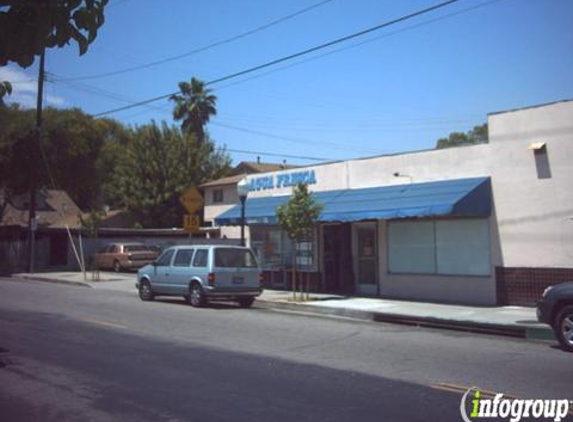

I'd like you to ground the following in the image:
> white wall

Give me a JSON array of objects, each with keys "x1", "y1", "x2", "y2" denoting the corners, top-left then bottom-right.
[
  {"x1": 487, "y1": 101, "x2": 573, "y2": 268},
  {"x1": 203, "y1": 184, "x2": 240, "y2": 224},
  {"x1": 241, "y1": 100, "x2": 573, "y2": 270},
  {"x1": 206, "y1": 101, "x2": 573, "y2": 304}
]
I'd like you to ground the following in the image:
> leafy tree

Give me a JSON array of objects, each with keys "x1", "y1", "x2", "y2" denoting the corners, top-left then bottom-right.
[
  {"x1": 112, "y1": 121, "x2": 231, "y2": 228},
  {"x1": 0, "y1": 0, "x2": 109, "y2": 67},
  {"x1": 436, "y1": 123, "x2": 488, "y2": 149},
  {"x1": 276, "y1": 183, "x2": 323, "y2": 300},
  {"x1": 0, "y1": 104, "x2": 35, "y2": 222},
  {"x1": 0, "y1": 104, "x2": 127, "y2": 212},
  {"x1": 170, "y1": 77, "x2": 217, "y2": 145}
]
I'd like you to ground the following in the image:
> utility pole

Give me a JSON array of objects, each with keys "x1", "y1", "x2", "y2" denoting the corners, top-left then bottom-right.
[{"x1": 27, "y1": 48, "x2": 45, "y2": 273}]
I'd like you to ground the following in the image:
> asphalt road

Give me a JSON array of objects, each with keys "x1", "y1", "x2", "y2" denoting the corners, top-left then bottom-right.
[{"x1": 0, "y1": 277, "x2": 571, "y2": 422}]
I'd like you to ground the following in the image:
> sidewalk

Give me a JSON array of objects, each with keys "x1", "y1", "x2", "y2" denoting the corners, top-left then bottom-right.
[
  {"x1": 12, "y1": 271, "x2": 137, "y2": 293},
  {"x1": 11, "y1": 271, "x2": 554, "y2": 341}
]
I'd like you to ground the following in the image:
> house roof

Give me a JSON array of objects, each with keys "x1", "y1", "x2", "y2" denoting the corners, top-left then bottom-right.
[
  {"x1": 1, "y1": 190, "x2": 82, "y2": 228},
  {"x1": 200, "y1": 174, "x2": 246, "y2": 188},
  {"x1": 232, "y1": 161, "x2": 298, "y2": 175},
  {"x1": 200, "y1": 161, "x2": 299, "y2": 188},
  {"x1": 488, "y1": 99, "x2": 573, "y2": 116}
]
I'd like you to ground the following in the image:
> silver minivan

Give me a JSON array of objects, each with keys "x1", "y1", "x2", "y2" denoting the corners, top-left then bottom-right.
[{"x1": 136, "y1": 245, "x2": 262, "y2": 308}]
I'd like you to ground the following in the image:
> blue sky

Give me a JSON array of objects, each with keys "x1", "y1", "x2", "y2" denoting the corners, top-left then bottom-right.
[{"x1": 3, "y1": 0, "x2": 573, "y2": 165}]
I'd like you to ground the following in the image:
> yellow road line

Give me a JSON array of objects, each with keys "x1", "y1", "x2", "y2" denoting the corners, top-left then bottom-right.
[
  {"x1": 432, "y1": 383, "x2": 511, "y2": 399},
  {"x1": 79, "y1": 318, "x2": 127, "y2": 329}
]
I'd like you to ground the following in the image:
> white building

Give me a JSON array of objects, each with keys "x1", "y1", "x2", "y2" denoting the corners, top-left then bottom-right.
[{"x1": 204, "y1": 100, "x2": 573, "y2": 306}]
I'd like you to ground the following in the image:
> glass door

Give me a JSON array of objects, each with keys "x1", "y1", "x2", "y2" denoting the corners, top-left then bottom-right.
[{"x1": 355, "y1": 223, "x2": 378, "y2": 296}]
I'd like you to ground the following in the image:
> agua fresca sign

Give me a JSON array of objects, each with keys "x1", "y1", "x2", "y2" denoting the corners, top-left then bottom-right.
[{"x1": 248, "y1": 170, "x2": 317, "y2": 192}]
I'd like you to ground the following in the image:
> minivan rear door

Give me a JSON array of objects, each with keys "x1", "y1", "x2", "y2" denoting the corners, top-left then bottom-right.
[{"x1": 212, "y1": 247, "x2": 260, "y2": 290}]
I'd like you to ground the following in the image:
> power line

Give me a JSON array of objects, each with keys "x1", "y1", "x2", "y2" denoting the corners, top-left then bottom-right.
[
  {"x1": 226, "y1": 148, "x2": 330, "y2": 162},
  {"x1": 92, "y1": 0, "x2": 466, "y2": 118},
  {"x1": 214, "y1": 0, "x2": 506, "y2": 92},
  {"x1": 56, "y1": 0, "x2": 337, "y2": 82},
  {"x1": 212, "y1": 121, "x2": 381, "y2": 154},
  {"x1": 49, "y1": 76, "x2": 341, "y2": 160}
]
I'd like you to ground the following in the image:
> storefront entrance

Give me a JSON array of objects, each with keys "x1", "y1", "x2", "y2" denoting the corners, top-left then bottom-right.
[
  {"x1": 353, "y1": 222, "x2": 378, "y2": 296},
  {"x1": 322, "y1": 223, "x2": 353, "y2": 293}
]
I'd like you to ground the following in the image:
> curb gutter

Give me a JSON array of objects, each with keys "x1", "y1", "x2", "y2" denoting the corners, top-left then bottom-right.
[
  {"x1": 6, "y1": 277, "x2": 555, "y2": 343},
  {"x1": 255, "y1": 299, "x2": 555, "y2": 342},
  {"x1": 12, "y1": 275, "x2": 92, "y2": 288}
]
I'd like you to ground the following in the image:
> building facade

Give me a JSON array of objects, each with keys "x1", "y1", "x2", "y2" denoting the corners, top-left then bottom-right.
[
  {"x1": 201, "y1": 160, "x2": 297, "y2": 239},
  {"x1": 210, "y1": 100, "x2": 573, "y2": 306}
]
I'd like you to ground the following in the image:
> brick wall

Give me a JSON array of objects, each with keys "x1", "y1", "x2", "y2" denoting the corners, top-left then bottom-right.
[{"x1": 496, "y1": 267, "x2": 573, "y2": 306}]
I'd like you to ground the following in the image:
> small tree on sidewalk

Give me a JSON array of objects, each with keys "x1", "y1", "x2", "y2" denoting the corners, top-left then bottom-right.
[
  {"x1": 80, "y1": 209, "x2": 105, "y2": 280},
  {"x1": 276, "y1": 183, "x2": 323, "y2": 301}
]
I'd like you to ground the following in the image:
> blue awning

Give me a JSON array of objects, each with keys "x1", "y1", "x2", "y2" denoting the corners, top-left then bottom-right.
[{"x1": 215, "y1": 177, "x2": 491, "y2": 226}]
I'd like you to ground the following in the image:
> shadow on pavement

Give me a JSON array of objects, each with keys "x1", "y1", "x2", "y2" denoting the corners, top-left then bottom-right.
[{"x1": 0, "y1": 308, "x2": 474, "y2": 422}]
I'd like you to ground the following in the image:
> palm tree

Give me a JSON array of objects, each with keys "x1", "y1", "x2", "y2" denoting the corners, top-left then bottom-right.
[{"x1": 170, "y1": 77, "x2": 217, "y2": 145}]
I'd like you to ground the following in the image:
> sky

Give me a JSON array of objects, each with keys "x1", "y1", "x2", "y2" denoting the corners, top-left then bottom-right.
[{"x1": 3, "y1": 0, "x2": 573, "y2": 166}]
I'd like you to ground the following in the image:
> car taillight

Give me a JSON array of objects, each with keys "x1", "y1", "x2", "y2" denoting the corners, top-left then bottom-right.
[{"x1": 208, "y1": 273, "x2": 215, "y2": 285}]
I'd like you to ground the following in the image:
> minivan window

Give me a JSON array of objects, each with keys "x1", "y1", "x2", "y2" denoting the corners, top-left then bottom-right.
[
  {"x1": 156, "y1": 250, "x2": 174, "y2": 266},
  {"x1": 215, "y1": 248, "x2": 258, "y2": 268},
  {"x1": 173, "y1": 249, "x2": 194, "y2": 267},
  {"x1": 192, "y1": 249, "x2": 208, "y2": 267}
]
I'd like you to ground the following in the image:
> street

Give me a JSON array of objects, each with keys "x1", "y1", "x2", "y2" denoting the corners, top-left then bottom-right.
[{"x1": 0, "y1": 277, "x2": 571, "y2": 422}]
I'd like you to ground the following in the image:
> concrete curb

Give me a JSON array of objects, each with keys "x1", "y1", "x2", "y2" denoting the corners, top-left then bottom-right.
[
  {"x1": 255, "y1": 299, "x2": 556, "y2": 342},
  {"x1": 11, "y1": 275, "x2": 93, "y2": 288},
  {"x1": 6, "y1": 277, "x2": 556, "y2": 343}
]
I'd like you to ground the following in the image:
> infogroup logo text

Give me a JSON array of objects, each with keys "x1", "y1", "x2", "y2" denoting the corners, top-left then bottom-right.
[{"x1": 460, "y1": 387, "x2": 571, "y2": 422}]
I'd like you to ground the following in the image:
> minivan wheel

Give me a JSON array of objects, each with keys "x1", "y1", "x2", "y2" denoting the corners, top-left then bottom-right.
[
  {"x1": 555, "y1": 305, "x2": 573, "y2": 352},
  {"x1": 139, "y1": 280, "x2": 154, "y2": 302},
  {"x1": 189, "y1": 283, "x2": 206, "y2": 308},
  {"x1": 237, "y1": 297, "x2": 255, "y2": 308},
  {"x1": 113, "y1": 260, "x2": 121, "y2": 273}
]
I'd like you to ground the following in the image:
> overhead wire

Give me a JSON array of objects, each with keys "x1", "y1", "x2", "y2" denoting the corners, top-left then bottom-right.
[
  {"x1": 91, "y1": 0, "x2": 467, "y2": 117},
  {"x1": 226, "y1": 148, "x2": 329, "y2": 162},
  {"x1": 56, "y1": 0, "x2": 337, "y2": 82},
  {"x1": 49, "y1": 76, "x2": 337, "y2": 162},
  {"x1": 211, "y1": 121, "x2": 381, "y2": 154},
  {"x1": 214, "y1": 0, "x2": 507, "y2": 93}
]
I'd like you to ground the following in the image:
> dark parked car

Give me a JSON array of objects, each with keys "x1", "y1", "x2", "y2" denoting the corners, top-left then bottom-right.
[{"x1": 537, "y1": 282, "x2": 573, "y2": 351}]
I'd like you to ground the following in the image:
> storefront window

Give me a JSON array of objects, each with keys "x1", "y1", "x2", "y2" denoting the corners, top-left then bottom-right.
[
  {"x1": 295, "y1": 237, "x2": 315, "y2": 270},
  {"x1": 388, "y1": 219, "x2": 490, "y2": 276},
  {"x1": 250, "y1": 226, "x2": 316, "y2": 270},
  {"x1": 388, "y1": 221, "x2": 435, "y2": 274}
]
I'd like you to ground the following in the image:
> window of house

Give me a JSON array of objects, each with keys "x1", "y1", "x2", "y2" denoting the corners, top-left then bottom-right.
[
  {"x1": 388, "y1": 219, "x2": 490, "y2": 276},
  {"x1": 212, "y1": 189, "x2": 224, "y2": 203},
  {"x1": 173, "y1": 249, "x2": 194, "y2": 267}
]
